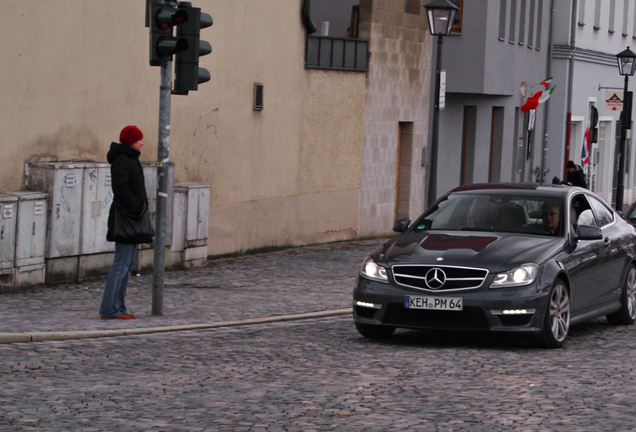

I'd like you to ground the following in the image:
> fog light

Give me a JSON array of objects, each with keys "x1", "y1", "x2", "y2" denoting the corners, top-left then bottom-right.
[
  {"x1": 355, "y1": 301, "x2": 381, "y2": 309},
  {"x1": 491, "y1": 308, "x2": 536, "y2": 315}
]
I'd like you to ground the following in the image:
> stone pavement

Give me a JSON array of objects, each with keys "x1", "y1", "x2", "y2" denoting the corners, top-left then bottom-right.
[{"x1": 0, "y1": 238, "x2": 387, "y2": 344}]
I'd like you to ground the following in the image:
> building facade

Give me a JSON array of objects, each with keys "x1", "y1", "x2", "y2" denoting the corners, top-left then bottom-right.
[
  {"x1": 1, "y1": 0, "x2": 370, "y2": 262},
  {"x1": 550, "y1": 0, "x2": 636, "y2": 206},
  {"x1": 436, "y1": 0, "x2": 552, "y2": 195}
]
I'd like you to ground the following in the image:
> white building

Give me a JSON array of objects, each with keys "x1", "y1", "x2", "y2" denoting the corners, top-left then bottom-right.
[{"x1": 550, "y1": 0, "x2": 636, "y2": 207}]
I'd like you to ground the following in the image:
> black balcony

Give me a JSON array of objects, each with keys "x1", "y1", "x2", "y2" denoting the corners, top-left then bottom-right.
[{"x1": 305, "y1": 35, "x2": 369, "y2": 72}]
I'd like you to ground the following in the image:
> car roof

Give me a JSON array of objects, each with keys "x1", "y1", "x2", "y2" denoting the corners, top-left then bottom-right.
[{"x1": 450, "y1": 182, "x2": 571, "y2": 198}]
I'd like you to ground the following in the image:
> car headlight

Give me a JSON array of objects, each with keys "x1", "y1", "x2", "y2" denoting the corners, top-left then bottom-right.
[
  {"x1": 491, "y1": 263, "x2": 538, "y2": 288},
  {"x1": 360, "y1": 256, "x2": 388, "y2": 283}
]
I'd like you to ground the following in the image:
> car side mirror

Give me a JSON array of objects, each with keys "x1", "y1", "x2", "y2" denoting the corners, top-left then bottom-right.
[
  {"x1": 393, "y1": 218, "x2": 411, "y2": 233},
  {"x1": 576, "y1": 224, "x2": 603, "y2": 240}
]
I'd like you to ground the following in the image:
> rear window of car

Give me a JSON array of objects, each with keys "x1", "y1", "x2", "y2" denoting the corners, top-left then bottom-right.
[{"x1": 412, "y1": 193, "x2": 561, "y2": 236}]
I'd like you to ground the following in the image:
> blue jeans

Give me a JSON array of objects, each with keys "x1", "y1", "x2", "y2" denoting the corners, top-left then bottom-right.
[{"x1": 99, "y1": 243, "x2": 137, "y2": 318}]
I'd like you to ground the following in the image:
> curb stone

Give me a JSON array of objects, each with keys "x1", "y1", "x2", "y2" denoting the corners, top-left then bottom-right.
[{"x1": 0, "y1": 308, "x2": 352, "y2": 344}]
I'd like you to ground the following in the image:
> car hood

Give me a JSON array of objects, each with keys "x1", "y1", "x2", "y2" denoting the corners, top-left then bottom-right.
[{"x1": 373, "y1": 231, "x2": 564, "y2": 272}]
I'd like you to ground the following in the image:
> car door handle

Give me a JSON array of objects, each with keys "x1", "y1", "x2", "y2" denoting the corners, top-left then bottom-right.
[{"x1": 604, "y1": 237, "x2": 611, "y2": 247}]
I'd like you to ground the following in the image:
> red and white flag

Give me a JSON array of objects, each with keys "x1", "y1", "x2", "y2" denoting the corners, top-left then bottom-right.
[
  {"x1": 581, "y1": 128, "x2": 590, "y2": 164},
  {"x1": 521, "y1": 78, "x2": 556, "y2": 112}
]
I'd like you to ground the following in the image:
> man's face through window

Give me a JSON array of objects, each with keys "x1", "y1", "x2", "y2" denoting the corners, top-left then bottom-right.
[{"x1": 542, "y1": 205, "x2": 559, "y2": 231}]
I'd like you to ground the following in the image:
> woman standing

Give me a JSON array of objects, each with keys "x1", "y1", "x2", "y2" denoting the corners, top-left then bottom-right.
[{"x1": 99, "y1": 125, "x2": 148, "y2": 320}]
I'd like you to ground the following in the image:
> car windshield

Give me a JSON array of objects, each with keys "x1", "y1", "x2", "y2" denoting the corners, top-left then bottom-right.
[{"x1": 411, "y1": 192, "x2": 562, "y2": 237}]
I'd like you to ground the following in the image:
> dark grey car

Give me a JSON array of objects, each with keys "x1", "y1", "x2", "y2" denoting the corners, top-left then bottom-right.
[{"x1": 353, "y1": 183, "x2": 636, "y2": 348}]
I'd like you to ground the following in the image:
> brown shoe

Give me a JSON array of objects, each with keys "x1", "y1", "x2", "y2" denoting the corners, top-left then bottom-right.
[{"x1": 113, "y1": 313, "x2": 135, "y2": 320}]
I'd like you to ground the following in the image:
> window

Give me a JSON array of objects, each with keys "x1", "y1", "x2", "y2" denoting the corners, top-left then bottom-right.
[
  {"x1": 623, "y1": 0, "x2": 629, "y2": 36},
  {"x1": 578, "y1": 0, "x2": 586, "y2": 25},
  {"x1": 609, "y1": 0, "x2": 616, "y2": 33},
  {"x1": 509, "y1": 0, "x2": 517, "y2": 43},
  {"x1": 589, "y1": 196, "x2": 614, "y2": 226},
  {"x1": 461, "y1": 106, "x2": 477, "y2": 185},
  {"x1": 528, "y1": 0, "x2": 535, "y2": 48},
  {"x1": 411, "y1": 192, "x2": 565, "y2": 236},
  {"x1": 572, "y1": 194, "x2": 596, "y2": 226},
  {"x1": 450, "y1": 0, "x2": 463, "y2": 33},
  {"x1": 633, "y1": 0, "x2": 636, "y2": 38},
  {"x1": 498, "y1": 0, "x2": 507, "y2": 40},
  {"x1": 490, "y1": 107, "x2": 504, "y2": 182},
  {"x1": 594, "y1": 0, "x2": 601, "y2": 30},
  {"x1": 404, "y1": 0, "x2": 420, "y2": 15},
  {"x1": 536, "y1": 0, "x2": 543, "y2": 50},
  {"x1": 518, "y1": 0, "x2": 527, "y2": 45}
]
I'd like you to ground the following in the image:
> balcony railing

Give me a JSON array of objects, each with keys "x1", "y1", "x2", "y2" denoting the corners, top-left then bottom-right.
[{"x1": 305, "y1": 35, "x2": 369, "y2": 72}]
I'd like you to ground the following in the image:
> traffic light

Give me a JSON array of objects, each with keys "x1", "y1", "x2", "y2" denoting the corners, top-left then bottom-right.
[
  {"x1": 172, "y1": 2, "x2": 213, "y2": 95},
  {"x1": 149, "y1": 2, "x2": 190, "y2": 66}
]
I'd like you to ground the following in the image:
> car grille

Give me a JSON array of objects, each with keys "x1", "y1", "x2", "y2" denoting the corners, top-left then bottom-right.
[
  {"x1": 384, "y1": 304, "x2": 489, "y2": 330},
  {"x1": 392, "y1": 265, "x2": 488, "y2": 292}
]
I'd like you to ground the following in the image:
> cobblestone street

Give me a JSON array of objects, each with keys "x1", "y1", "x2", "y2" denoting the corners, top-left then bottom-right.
[
  {"x1": 2, "y1": 314, "x2": 636, "y2": 431},
  {"x1": 2, "y1": 239, "x2": 636, "y2": 431}
]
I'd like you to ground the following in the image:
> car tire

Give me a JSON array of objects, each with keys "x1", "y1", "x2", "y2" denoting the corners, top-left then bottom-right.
[
  {"x1": 354, "y1": 323, "x2": 395, "y2": 339},
  {"x1": 606, "y1": 265, "x2": 636, "y2": 325},
  {"x1": 533, "y1": 279, "x2": 570, "y2": 348}
]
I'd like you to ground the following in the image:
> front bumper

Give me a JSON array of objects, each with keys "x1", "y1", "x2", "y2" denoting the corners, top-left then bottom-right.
[{"x1": 353, "y1": 276, "x2": 550, "y2": 334}]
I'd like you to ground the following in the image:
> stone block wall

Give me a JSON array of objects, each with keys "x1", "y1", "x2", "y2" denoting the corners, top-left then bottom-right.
[{"x1": 357, "y1": 0, "x2": 433, "y2": 235}]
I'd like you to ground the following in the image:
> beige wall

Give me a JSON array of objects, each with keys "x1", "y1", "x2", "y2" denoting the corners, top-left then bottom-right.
[
  {"x1": 1, "y1": 0, "x2": 366, "y2": 257},
  {"x1": 2, "y1": 1, "x2": 158, "y2": 190}
]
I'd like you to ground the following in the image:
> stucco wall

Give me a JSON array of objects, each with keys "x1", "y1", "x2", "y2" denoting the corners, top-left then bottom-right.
[
  {"x1": 1, "y1": 0, "x2": 366, "y2": 258},
  {"x1": 2, "y1": 1, "x2": 157, "y2": 191}
]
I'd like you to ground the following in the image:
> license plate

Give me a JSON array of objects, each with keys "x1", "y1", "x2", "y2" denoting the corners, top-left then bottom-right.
[{"x1": 404, "y1": 295, "x2": 463, "y2": 311}]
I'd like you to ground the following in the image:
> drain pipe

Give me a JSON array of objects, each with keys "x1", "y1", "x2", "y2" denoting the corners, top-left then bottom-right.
[
  {"x1": 540, "y1": 0, "x2": 556, "y2": 184},
  {"x1": 563, "y1": 0, "x2": 578, "y2": 180},
  {"x1": 301, "y1": 0, "x2": 317, "y2": 34}
]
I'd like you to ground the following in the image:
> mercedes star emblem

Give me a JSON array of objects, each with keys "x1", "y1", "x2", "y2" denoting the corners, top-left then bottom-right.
[{"x1": 425, "y1": 268, "x2": 446, "y2": 289}]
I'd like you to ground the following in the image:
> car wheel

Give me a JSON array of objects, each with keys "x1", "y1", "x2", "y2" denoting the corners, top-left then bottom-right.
[
  {"x1": 606, "y1": 265, "x2": 636, "y2": 325},
  {"x1": 534, "y1": 279, "x2": 570, "y2": 348},
  {"x1": 354, "y1": 323, "x2": 395, "y2": 339}
]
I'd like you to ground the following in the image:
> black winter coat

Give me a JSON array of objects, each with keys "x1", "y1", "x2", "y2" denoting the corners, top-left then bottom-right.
[
  {"x1": 106, "y1": 142, "x2": 148, "y2": 242},
  {"x1": 566, "y1": 164, "x2": 588, "y2": 189}
]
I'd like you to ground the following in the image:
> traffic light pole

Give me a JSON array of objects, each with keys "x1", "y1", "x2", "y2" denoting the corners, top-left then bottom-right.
[
  {"x1": 152, "y1": 59, "x2": 172, "y2": 316},
  {"x1": 148, "y1": 0, "x2": 212, "y2": 315}
]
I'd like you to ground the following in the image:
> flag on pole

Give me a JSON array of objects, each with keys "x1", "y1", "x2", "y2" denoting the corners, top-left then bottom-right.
[
  {"x1": 539, "y1": 77, "x2": 553, "y2": 87},
  {"x1": 521, "y1": 78, "x2": 557, "y2": 112},
  {"x1": 581, "y1": 127, "x2": 590, "y2": 164},
  {"x1": 538, "y1": 86, "x2": 556, "y2": 104}
]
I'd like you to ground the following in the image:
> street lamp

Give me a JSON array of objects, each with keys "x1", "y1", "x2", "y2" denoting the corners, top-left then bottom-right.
[
  {"x1": 424, "y1": 0, "x2": 458, "y2": 207},
  {"x1": 615, "y1": 47, "x2": 636, "y2": 212}
]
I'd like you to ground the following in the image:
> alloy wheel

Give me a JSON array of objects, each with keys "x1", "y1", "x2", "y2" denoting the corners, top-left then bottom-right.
[{"x1": 550, "y1": 282, "x2": 570, "y2": 343}]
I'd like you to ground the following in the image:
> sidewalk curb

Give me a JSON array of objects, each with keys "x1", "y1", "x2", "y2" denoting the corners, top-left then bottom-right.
[{"x1": 0, "y1": 308, "x2": 352, "y2": 344}]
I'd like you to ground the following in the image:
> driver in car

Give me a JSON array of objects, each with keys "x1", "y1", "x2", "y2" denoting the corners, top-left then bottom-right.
[{"x1": 542, "y1": 201, "x2": 560, "y2": 235}]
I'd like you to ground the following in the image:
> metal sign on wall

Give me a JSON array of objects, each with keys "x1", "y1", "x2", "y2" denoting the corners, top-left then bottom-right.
[{"x1": 606, "y1": 91, "x2": 623, "y2": 111}]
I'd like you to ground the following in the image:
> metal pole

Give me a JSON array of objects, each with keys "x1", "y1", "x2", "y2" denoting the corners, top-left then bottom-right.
[
  {"x1": 617, "y1": 75, "x2": 629, "y2": 212},
  {"x1": 427, "y1": 35, "x2": 443, "y2": 207},
  {"x1": 152, "y1": 59, "x2": 172, "y2": 316}
]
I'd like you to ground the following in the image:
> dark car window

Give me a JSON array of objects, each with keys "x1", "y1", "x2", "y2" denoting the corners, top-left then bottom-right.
[
  {"x1": 588, "y1": 196, "x2": 614, "y2": 227},
  {"x1": 570, "y1": 194, "x2": 595, "y2": 227},
  {"x1": 412, "y1": 192, "x2": 562, "y2": 236}
]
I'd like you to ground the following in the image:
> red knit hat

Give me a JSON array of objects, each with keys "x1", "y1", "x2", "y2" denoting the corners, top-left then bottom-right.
[{"x1": 119, "y1": 125, "x2": 143, "y2": 146}]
